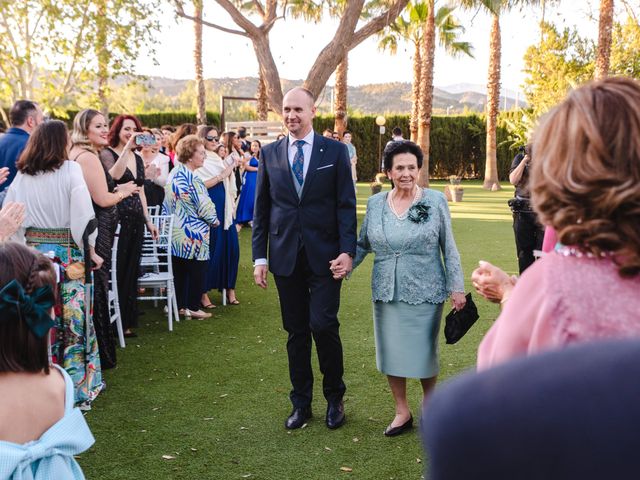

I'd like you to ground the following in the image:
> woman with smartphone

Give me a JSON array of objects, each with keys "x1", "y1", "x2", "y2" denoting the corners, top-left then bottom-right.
[
  {"x1": 197, "y1": 128, "x2": 241, "y2": 306},
  {"x1": 70, "y1": 109, "x2": 140, "y2": 369},
  {"x1": 139, "y1": 128, "x2": 165, "y2": 208},
  {"x1": 100, "y1": 115, "x2": 158, "y2": 338}
]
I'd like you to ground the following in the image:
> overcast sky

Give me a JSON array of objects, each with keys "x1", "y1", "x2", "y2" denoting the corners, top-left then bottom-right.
[{"x1": 136, "y1": 2, "x2": 602, "y2": 92}]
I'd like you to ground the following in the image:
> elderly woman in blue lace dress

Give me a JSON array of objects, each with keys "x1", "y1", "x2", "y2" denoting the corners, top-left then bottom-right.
[{"x1": 351, "y1": 140, "x2": 466, "y2": 437}]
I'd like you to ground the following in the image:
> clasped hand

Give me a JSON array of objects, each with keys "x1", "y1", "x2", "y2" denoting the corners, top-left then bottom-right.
[{"x1": 329, "y1": 253, "x2": 353, "y2": 280}]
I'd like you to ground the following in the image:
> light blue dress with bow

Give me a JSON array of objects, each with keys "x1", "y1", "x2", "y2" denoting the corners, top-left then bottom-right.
[
  {"x1": 0, "y1": 365, "x2": 94, "y2": 480},
  {"x1": 354, "y1": 188, "x2": 464, "y2": 378}
]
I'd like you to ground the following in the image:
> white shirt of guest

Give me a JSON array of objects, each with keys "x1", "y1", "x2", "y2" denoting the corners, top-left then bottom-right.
[
  {"x1": 5, "y1": 161, "x2": 97, "y2": 249},
  {"x1": 287, "y1": 129, "x2": 315, "y2": 180},
  {"x1": 152, "y1": 152, "x2": 170, "y2": 186}
]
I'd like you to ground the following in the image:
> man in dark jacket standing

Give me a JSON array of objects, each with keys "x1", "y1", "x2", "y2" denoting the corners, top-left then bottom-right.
[
  {"x1": 252, "y1": 87, "x2": 357, "y2": 431},
  {"x1": 0, "y1": 100, "x2": 44, "y2": 205}
]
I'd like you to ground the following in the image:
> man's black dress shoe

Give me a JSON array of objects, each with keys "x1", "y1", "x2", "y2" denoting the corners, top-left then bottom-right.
[
  {"x1": 285, "y1": 407, "x2": 312, "y2": 430},
  {"x1": 383, "y1": 415, "x2": 413, "y2": 437},
  {"x1": 326, "y1": 402, "x2": 346, "y2": 429}
]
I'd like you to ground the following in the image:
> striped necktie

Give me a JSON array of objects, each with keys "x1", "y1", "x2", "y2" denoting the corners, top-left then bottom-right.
[{"x1": 292, "y1": 140, "x2": 305, "y2": 186}]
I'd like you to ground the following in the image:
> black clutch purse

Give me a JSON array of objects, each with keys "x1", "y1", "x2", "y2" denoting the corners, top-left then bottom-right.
[{"x1": 444, "y1": 293, "x2": 479, "y2": 344}]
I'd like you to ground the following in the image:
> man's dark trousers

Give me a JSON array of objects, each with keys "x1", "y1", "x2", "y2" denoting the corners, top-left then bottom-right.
[{"x1": 274, "y1": 248, "x2": 345, "y2": 409}]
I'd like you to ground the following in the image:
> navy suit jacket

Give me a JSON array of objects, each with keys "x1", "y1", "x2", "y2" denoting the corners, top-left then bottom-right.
[
  {"x1": 423, "y1": 340, "x2": 640, "y2": 479},
  {"x1": 0, "y1": 127, "x2": 30, "y2": 193},
  {"x1": 252, "y1": 133, "x2": 357, "y2": 277}
]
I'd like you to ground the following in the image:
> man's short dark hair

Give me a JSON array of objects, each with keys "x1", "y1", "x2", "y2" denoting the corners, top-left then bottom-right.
[
  {"x1": 160, "y1": 125, "x2": 176, "y2": 133},
  {"x1": 10, "y1": 100, "x2": 38, "y2": 127},
  {"x1": 392, "y1": 126, "x2": 403, "y2": 137},
  {"x1": 383, "y1": 140, "x2": 424, "y2": 172}
]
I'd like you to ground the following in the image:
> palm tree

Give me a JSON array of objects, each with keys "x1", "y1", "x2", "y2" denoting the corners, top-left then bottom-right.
[
  {"x1": 378, "y1": 1, "x2": 472, "y2": 183},
  {"x1": 194, "y1": 0, "x2": 206, "y2": 125},
  {"x1": 595, "y1": 0, "x2": 615, "y2": 79},
  {"x1": 455, "y1": 0, "x2": 540, "y2": 190}
]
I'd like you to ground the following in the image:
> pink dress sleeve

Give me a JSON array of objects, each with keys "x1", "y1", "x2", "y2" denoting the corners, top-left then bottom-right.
[
  {"x1": 542, "y1": 226, "x2": 557, "y2": 253},
  {"x1": 477, "y1": 259, "x2": 559, "y2": 370}
]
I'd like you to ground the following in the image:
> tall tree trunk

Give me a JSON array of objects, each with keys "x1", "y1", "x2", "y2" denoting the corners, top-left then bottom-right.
[
  {"x1": 595, "y1": 0, "x2": 615, "y2": 79},
  {"x1": 333, "y1": 54, "x2": 348, "y2": 135},
  {"x1": 257, "y1": 67, "x2": 268, "y2": 121},
  {"x1": 96, "y1": 0, "x2": 109, "y2": 119},
  {"x1": 484, "y1": 13, "x2": 501, "y2": 191},
  {"x1": 251, "y1": 34, "x2": 284, "y2": 113},
  {"x1": 417, "y1": 0, "x2": 435, "y2": 188},
  {"x1": 410, "y1": 39, "x2": 421, "y2": 143},
  {"x1": 206, "y1": 0, "x2": 408, "y2": 113},
  {"x1": 194, "y1": 0, "x2": 206, "y2": 125}
]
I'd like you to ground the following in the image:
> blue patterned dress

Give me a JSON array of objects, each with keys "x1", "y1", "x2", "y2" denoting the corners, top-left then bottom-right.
[{"x1": 164, "y1": 163, "x2": 218, "y2": 260}]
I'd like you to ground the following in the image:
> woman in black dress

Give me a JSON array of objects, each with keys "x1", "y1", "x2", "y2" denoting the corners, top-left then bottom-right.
[
  {"x1": 70, "y1": 109, "x2": 140, "y2": 368},
  {"x1": 100, "y1": 115, "x2": 158, "y2": 338}
]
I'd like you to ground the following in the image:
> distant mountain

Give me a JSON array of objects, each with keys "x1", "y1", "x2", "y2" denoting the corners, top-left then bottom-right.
[{"x1": 118, "y1": 75, "x2": 526, "y2": 114}]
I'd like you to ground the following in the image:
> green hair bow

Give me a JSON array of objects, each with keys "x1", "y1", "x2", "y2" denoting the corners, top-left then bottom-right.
[{"x1": 0, "y1": 279, "x2": 55, "y2": 338}]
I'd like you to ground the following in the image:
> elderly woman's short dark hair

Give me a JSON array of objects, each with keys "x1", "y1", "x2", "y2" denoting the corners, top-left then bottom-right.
[{"x1": 383, "y1": 140, "x2": 424, "y2": 172}]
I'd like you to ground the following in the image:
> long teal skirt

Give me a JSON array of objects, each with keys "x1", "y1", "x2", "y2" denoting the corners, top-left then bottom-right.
[
  {"x1": 26, "y1": 228, "x2": 103, "y2": 408},
  {"x1": 373, "y1": 300, "x2": 444, "y2": 379}
]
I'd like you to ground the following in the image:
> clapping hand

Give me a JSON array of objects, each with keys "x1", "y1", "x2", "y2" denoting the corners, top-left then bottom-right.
[
  {"x1": 0, "y1": 167, "x2": 10, "y2": 185},
  {"x1": 329, "y1": 253, "x2": 353, "y2": 280},
  {"x1": 471, "y1": 260, "x2": 517, "y2": 304},
  {"x1": 0, "y1": 201, "x2": 26, "y2": 241}
]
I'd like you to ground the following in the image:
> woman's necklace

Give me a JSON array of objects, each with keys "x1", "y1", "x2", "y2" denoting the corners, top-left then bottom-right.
[{"x1": 387, "y1": 187, "x2": 420, "y2": 219}]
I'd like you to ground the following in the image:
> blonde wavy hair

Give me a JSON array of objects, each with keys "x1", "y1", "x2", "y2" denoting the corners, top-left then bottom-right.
[
  {"x1": 531, "y1": 76, "x2": 640, "y2": 277},
  {"x1": 71, "y1": 109, "x2": 103, "y2": 152}
]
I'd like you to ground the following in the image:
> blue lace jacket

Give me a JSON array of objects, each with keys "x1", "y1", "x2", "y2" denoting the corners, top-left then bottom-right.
[{"x1": 353, "y1": 188, "x2": 464, "y2": 305}]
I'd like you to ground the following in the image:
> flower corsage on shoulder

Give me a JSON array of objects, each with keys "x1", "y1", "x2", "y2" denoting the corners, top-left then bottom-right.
[{"x1": 407, "y1": 200, "x2": 430, "y2": 224}]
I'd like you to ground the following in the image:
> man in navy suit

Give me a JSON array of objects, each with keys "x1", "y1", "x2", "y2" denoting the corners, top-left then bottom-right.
[{"x1": 252, "y1": 87, "x2": 357, "y2": 430}]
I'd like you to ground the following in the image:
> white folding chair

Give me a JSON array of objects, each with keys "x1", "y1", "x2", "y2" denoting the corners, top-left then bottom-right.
[
  {"x1": 140, "y1": 206, "x2": 162, "y2": 273},
  {"x1": 109, "y1": 225, "x2": 126, "y2": 348},
  {"x1": 137, "y1": 214, "x2": 179, "y2": 331}
]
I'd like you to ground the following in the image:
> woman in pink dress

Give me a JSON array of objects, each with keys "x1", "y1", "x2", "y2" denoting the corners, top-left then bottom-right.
[{"x1": 473, "y1": 77, "x2": 640, "y2": 370}]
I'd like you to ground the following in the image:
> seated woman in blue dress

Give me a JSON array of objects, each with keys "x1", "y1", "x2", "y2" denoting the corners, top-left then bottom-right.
[
  {"x1": 0, "y1": 242, "x2": 94, "y2": 479},
  {"x1": 351, "y1": 140, "x2": 466, "y2": 437}
]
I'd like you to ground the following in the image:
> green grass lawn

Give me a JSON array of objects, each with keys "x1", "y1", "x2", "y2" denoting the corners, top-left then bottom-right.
[{"x1": 80, "y1": 180, "x2": 517, "y2": 480}]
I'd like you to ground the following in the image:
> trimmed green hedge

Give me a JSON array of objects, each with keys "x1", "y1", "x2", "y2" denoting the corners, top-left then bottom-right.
[
  {"x1": 56, "y1": 111, "x2": 222, "y2": 129},
  {"x1": 56, "y1": 110, "x2": 518, "y2": 182},
  {"x1": 314, "y1": 114, "x2": 517, "y2": 182}
]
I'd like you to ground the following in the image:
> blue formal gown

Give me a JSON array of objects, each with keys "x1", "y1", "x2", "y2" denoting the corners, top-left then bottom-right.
[
  {"x1": 235, "y1": 157, "x2": 258, "y2": 224},
  {"x1": 205, "y1": 183, "x2": 239, "y2": 291}
]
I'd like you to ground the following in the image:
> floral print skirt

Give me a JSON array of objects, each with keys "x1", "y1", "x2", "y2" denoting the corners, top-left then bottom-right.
[{"x1": 26, "y1": 228, "x2": 103, "y2": 409}]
